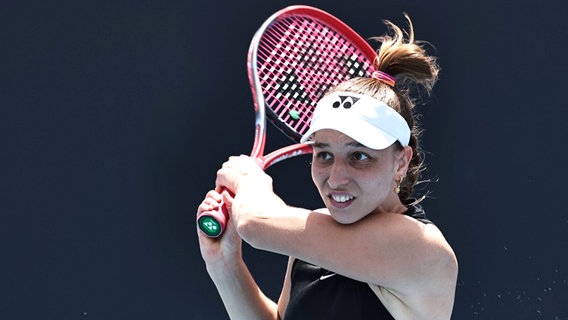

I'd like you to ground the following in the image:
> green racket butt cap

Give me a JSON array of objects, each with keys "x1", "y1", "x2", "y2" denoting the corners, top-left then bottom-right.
[{"x1": 198, "y1": 216, "x2": 223, "y2": 237}]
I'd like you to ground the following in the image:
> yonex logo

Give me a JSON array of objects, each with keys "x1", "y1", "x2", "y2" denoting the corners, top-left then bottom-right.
[
  {"x1": 331, "y1": 95, "x2": 360, "y2": 109},
  {"x1": 202, "y1": 220, "x2": 218, "y2": 232},
  {"x1": 199, "y1": 217, "x2": 221, "y2": 237}
]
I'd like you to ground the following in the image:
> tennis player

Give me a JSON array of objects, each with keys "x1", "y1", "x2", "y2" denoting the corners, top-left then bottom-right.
[{"x1": 197, "y1": 15, "x2": 458, "y2": 320}]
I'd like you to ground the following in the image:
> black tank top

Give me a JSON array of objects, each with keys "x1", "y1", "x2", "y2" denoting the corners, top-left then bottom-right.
[{"x1": 284, "y1": 203, "x2": 430, "y2": 319}]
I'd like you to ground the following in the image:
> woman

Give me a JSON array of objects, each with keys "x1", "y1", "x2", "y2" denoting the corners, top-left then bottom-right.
[{"x1": 197, "y1": 15, "x2": 458, "y2": 320}]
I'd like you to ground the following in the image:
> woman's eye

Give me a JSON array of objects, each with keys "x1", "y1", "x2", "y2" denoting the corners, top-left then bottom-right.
[
  {"x1": 351, "y1": 152, "x2": 370, "y2": 161},
  {"x1": 315, "y1": 151, "x2": 332, "y2": 161}
]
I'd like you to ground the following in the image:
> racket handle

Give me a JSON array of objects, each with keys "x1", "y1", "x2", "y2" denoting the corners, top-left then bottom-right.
[{"x1": 197, "y1": 202, "x2": 228, "y2": 238}]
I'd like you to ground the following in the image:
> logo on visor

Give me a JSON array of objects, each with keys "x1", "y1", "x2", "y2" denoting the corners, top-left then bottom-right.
[{"x1": 332, "y1": 95, "x2": 361, "y2": 109}]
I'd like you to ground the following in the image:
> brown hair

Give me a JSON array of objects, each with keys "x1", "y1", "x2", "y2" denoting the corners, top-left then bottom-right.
[{"x1": 327, "y1": 14, "x2": 439, "y2": 202}]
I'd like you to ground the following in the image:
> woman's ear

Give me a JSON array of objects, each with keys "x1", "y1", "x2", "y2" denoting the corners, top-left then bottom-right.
[{"x1": 394, "y1": 145, "x2": 413, "y2": 176}]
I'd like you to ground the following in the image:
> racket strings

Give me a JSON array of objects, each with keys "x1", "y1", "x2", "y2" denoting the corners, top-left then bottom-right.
[{"x1": 256, "y1": 15, "x2": 374, "y2": 138}]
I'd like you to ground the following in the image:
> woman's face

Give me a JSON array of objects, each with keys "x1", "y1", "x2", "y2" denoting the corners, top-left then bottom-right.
[{"x1": 310, "y1": 129, "x2": 408, "y2": 224}]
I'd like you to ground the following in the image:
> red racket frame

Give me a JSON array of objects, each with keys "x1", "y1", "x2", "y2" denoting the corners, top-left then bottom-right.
[{"x1": 197, "y1": 5, "x2": 376, "y2": 237}]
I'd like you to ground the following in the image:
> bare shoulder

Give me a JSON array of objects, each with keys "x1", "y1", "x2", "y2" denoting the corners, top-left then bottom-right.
[{"x1": 367, "y1": 217, "x2": 458, "y2": 319}]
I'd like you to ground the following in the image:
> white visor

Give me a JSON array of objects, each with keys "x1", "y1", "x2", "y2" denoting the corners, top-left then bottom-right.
[{"x1": 300, "y1": 91, "x2": 410, "y2": 150}]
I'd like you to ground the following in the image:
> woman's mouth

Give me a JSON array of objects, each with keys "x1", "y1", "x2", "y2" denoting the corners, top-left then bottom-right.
[
  {"x1": 328, "y1": 194, "x2": 355, "y2": 208},
  {"x1": 331, "y1": 194, "x2": 354, "y2": 203}
]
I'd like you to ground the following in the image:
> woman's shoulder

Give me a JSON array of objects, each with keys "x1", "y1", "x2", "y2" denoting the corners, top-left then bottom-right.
[{"x1": 368, "y1": 282, "x2": 456, "y2": 320}]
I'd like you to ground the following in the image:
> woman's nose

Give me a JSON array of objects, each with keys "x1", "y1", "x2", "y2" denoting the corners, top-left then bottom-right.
[{"x1": 327, "y1": 160, "x2": 350, "y2": 189}]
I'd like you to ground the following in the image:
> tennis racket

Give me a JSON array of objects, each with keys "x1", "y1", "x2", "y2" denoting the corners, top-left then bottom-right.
[{"x1": 197, "y1": 5, "x2": 377, "y2": 237}]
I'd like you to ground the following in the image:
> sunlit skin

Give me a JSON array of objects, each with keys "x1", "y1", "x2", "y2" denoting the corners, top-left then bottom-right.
[{"x1": 310, "y1": 129, "x2": 412, "y2": 224}]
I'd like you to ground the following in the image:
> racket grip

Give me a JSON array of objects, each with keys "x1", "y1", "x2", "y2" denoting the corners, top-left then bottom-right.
[{"x1": 197, "y1": 203, "x2": 228, "y2": 238}]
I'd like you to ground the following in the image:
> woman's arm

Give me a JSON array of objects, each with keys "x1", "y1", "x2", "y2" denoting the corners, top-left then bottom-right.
[
  {"x1": 233, "y1": 197, "x2": 457, "y2": 318},
  {"x1": 197, "y1": 189, "x2": 279, "y2": 320},
  {"x1": 207, "y1": 257, "x2": 279, "y2": 320}
]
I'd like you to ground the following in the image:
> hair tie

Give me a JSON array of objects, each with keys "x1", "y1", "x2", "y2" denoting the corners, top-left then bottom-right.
[{"x1": 371, "y1": 70, "x2": 396, "y2": 87}]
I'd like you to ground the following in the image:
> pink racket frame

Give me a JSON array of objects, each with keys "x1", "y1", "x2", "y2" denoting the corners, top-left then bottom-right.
[{"x1": 247, "y1": 5, "x2": 376, "y2": 169}]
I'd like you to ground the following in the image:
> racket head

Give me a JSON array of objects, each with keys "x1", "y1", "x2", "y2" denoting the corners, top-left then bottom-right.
[{"x1": 248, "y1": 5, "x2": 377, "y2": 145}]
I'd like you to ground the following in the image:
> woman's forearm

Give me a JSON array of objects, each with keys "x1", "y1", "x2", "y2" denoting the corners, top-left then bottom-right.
[{"x1": 208, "y1": 258, "x2": 278, "y2": 320}]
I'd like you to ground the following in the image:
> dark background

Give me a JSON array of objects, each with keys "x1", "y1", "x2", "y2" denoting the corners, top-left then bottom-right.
[{"x1": 1, "y1": 0, "x2": 567, "y2": 319}]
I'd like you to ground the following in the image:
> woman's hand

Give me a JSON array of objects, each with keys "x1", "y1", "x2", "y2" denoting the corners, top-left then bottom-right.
[
  {"x1": 197, "y1": 155, "x2": 280, "y2": 270},
  {"x1": 196, "y1": 188, "x2": 242, "y2": 273},
  {"x1": 197, "y1": 155, "x2": 271, "y2": 268},
  {"x1": 215, "y1": 155, "x2": 273, "y2": 196},
  {"x1": 215, "y1": 155, "x2": 277, "y2": 225}
]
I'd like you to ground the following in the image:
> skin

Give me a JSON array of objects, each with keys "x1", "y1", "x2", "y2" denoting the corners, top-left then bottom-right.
[
  {"x1": 310, "y1": 129, "x2": 409, "y2": 224},
  {"x1": 197, "y1": 129, "x2": 458, "y2": 320}
]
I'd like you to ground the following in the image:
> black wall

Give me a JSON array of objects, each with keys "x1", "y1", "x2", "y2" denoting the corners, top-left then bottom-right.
[{"x1": 2, "y1": 0, "x2": 566, "y2": 319}]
